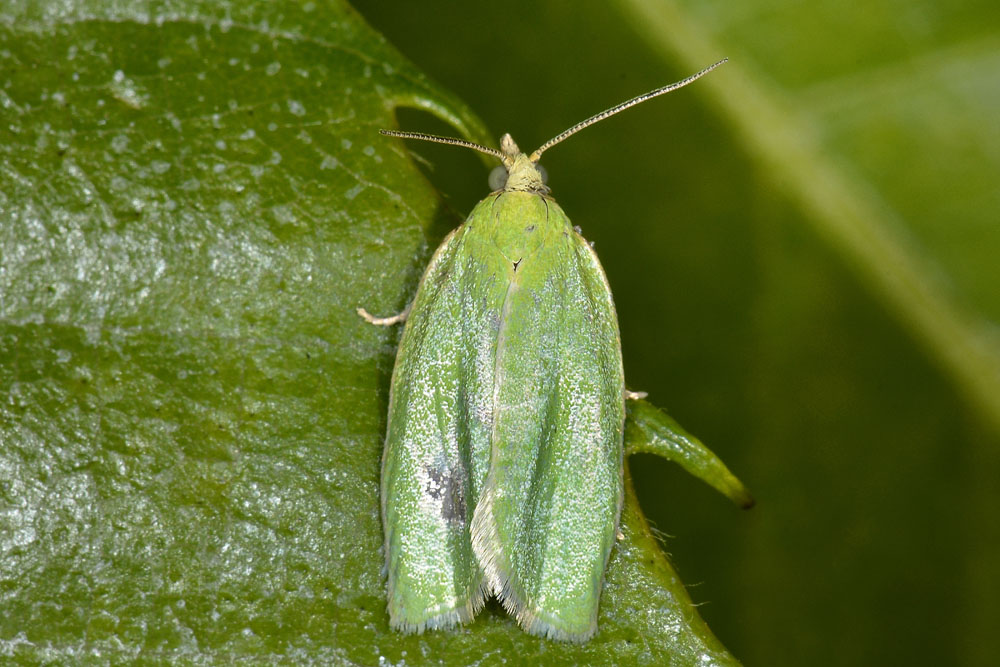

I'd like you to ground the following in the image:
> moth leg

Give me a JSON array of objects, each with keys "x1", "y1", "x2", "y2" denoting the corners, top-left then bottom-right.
[
  {"x1": 357, "y1": 302, "x2": 411, "y2": 326},
  {"x1": 624, "y1": 388, "x2": 648, "y2": 401}
]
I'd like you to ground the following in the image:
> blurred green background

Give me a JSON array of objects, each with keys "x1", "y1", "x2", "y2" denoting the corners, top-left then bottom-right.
[{"x1": 351, "y1": 1, "x2": 1000, "y2": 665}]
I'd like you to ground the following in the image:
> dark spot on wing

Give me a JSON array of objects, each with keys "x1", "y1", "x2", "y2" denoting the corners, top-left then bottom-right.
[
  {"x1": 430, "y1": 262, "x2": 452, "y2": 288},
  {"x1": 424, "y1": 464, "x2": 468, "y2": 525}
]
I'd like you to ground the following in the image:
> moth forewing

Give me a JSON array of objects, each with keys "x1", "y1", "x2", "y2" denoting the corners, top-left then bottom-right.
[
  {"x1": 464, "y1": 194, "x2": 625, "y2": 642},
  {"x1": 380, "y1": 224, "x2": 490, "y2": 633}
]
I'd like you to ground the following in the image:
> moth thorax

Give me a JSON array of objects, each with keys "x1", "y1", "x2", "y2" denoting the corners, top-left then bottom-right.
[{"x1": 503, "y1": 155, "x2": 546, "y2": 192}]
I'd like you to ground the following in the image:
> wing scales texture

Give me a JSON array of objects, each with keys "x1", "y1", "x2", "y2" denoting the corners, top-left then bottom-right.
[{"x1": 383, "y1": 191, "x2": 624, "y2": 641}]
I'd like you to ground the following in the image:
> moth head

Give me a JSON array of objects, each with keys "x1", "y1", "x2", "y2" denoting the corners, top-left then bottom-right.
[{"x1": 489, "y1": 133, "x2": 549, "y2": 193}]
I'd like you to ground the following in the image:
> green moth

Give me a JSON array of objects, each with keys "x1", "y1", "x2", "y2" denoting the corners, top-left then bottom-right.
[{"x1": 362, "y1": 59, "x2": 727, "y2": 643}]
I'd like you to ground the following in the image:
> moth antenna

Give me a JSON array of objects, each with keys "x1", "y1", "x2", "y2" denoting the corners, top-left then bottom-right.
[
  {"x1": 380, "y1": 129, "x2": 506, "y2": 162},
  {"x1": 529, "y1": 58, "x2": 728, "y2": 162}
]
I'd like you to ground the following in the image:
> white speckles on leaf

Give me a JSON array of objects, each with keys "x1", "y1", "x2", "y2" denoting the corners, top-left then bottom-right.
[
  {"x1": 272, "y1": 204, "x2": 297, "y2": 226},
  {"x1": 287, "y1": 99, "x2": 306, "y2": 117},
  {"x1": 0, "y1": 91, "x2": 18, "y2": 111},
  {"x1": 108, "y1": 69, "x2": 148, "y2": 109},
  {"x1": 164, "y1": 112, "x2": 182, "y2": 131}
]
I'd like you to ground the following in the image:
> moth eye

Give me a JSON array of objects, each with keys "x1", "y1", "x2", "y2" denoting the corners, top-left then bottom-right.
[
  {"x1": 536, "y1": 163, "x2": 548, "y2": 185},
  {"x1": 489, "y1": 165, "x2": 508, "y2": 191}
]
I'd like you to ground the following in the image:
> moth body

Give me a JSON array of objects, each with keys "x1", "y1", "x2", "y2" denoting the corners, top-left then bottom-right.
[
  {"x1": 374, "y1": 59, "x2": 728, "y2": 642},
  {"x1": 382, "y1": 136, "x2": 624, "y2": 641}
]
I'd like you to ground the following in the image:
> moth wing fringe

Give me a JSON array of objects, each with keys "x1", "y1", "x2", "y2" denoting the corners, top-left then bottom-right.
[
  {"x1": 470, "y1": 482, "x2": 598, "y2": 641},
  {"x1": 519, "y1": 610, "x2": 597, "y2": 643},
  {"x1": 388, "y1": 594, "x2": 484, "y2": 634},
  {"x1": 469, "y1": 483, "x2": 532, "y2": 617},
  {"x1": 469, "y1": 484, "x2": 509, "y2": 599}
]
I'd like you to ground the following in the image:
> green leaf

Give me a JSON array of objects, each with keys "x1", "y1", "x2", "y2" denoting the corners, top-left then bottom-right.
[
  {"x1": 1, "y1": 1, "x2": 747, "y2": 663},
  {"x1": 626, "y1": 400, "x2": 754, "y2": 510}
]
